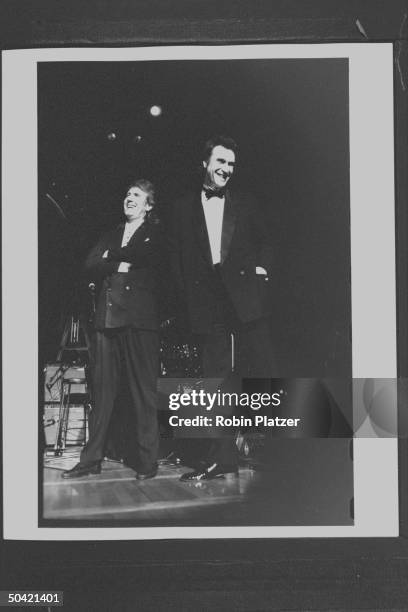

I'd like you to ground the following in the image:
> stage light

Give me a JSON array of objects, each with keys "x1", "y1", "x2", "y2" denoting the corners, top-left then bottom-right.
[
  {"x1": 149, "y1": 105, "x2": 162, "y2": 117},
  {"x1": 107, "y1": 132, "x2": 117, "y2": 141}
]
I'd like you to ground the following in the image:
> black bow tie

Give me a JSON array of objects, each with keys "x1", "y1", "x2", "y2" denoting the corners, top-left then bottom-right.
[{"x1": 203, "y1": 187, "x2": 226, "y2": 200}]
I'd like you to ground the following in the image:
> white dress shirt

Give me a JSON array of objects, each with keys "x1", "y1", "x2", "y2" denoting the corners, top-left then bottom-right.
[{"x1": 201, "y1": 191, "x2": 225, "y2": 265}]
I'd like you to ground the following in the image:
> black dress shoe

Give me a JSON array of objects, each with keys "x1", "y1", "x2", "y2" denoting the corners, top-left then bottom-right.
[
  {"x1": 179, "y1": 463, "x2": 238, "y2": 482},
  {"x1": 158, "y1": 451, "x2": 181, "y2": 466},
  {"x1": 62, "y1": 461, "x2": 101, "y2": 479},
  {"x1": 136, "y1": 465, "x2": 158, "y2": 480}
]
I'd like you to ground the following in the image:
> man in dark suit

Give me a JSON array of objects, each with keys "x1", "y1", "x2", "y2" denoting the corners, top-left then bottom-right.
[
  {"x1": 63, "y1": 179, "x2": 160, "y2": 480},
  {"x1": 170, "y1": 135, "x2": 276, "y2": 480}
]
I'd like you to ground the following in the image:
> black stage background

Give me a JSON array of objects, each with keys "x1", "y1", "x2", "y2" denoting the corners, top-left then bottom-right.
[{"x1": 38, "y1": 58, "x2": 351, "y2": 378}]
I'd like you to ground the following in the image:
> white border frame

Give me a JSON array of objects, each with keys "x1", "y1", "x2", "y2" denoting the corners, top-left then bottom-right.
[{"x1": 2, "y1": 44, "x2": 397, "y2": 540}]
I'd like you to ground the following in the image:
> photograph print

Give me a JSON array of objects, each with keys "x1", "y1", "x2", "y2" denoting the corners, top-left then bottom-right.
[{"x1": 38, "y1": 52, "x2": 354, "y2": 528}]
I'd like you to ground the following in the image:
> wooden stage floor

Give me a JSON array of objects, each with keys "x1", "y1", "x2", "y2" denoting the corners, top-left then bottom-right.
[
  {"x1": 42, "y1": 439, "x2": 354, "y2": 526},
  {"x1": 42, "y1": 449, "x2": 256, "y2": 525}
]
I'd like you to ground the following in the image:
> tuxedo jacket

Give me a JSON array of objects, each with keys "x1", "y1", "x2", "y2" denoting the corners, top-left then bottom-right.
[
  {"x1": 170, "y1": 189, "x2": 275, "y2": 334},
  {"x1": 85, "y1": 220, "x2": 161, "y2": 331}
]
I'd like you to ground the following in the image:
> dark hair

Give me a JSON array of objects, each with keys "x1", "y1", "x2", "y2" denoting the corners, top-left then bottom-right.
[
  {"x1": 202, "y1": 135, "x2": 238, "y2": 163},
  {"x1": 127, "y1": 178, "x2": 159, "y2": 224}
]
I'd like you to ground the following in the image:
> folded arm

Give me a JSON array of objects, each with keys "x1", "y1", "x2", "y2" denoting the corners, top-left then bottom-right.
[
  {"x1": 84, "y1": 236, "x2": 118, "y2": 282},
  {"x1": 105, "y1": 233, "x2": 158, "y2": 267}
]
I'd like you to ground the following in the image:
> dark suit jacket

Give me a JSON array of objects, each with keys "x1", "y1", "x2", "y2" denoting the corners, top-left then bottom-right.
[
  {"x1": 85, "y1": 220, "x2": 161, "y2": 331},
  {"x1": 170, "y1": 188, "x2": 275, "y2": 334}
]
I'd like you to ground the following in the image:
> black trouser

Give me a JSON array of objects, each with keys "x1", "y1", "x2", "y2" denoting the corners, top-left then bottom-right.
[
  {"x1": 185, "y1": 266, "x2": 276, "y2": 467},
  {"x1": 80, "y1": 327, "x2": 159, "y2": 473},
  {"x1": 201, "y1": 316, "x2": 277, "y2": 466}
]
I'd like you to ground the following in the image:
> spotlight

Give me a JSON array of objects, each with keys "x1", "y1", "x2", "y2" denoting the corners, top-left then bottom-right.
[
  {"x1": 149, "y1": 105, "x2": 162, "y2": 117},
  {"x1": 107, "y1": 132, "x2": 117, "y2": 141}
]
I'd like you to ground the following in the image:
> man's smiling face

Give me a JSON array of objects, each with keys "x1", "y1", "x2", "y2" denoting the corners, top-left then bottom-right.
[
  {"x1": 123, "y1": 186, "x2": 151, "y2": 222},
  {"x1": 203, "y1": 145, "x2": 236, "y2": 191}
]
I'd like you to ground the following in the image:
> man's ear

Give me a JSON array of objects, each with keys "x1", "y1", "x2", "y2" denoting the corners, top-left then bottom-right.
[{"x1": 202, "y1": 160, "x2": 207, "y2": 169}]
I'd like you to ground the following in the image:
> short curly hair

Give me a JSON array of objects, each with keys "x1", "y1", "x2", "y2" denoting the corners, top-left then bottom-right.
[{"x1": 126, "y1": 178, "x2": 159, "y2": 224}]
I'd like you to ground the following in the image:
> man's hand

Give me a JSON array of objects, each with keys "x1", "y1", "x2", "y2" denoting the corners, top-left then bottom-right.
[{"x1": 255, "y1": 266, "x2": 267, "y2": 275}]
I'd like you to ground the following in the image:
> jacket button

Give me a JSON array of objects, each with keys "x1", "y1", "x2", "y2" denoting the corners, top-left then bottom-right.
[
  {"x1": 108, "y1": 303, "x2": 112, "y2": 307},
  {"x1": 125, "y1": 285, "x2": 130, "y2": 290},
  {"x1": 240, "y1": 270, "x2": 245, "y2": 275},
  {"x1": 107, "y1": 288, "x2": 111, "y2": 292},
  {"x1": 265, "y1": 277, "x2": 269, "y2": 281}
]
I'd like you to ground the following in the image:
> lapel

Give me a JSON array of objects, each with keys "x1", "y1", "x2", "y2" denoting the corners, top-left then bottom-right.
[
  {"x1": 220, "y1": 189, "x2": 236, "y2": 265},
  {"x1": 193, "y1": 193, "x2": 213, "y2": 266},
  {"x1": 126, "y1": 221, "x2": 147, "y2": 247},
  {"x1": 113, "y1": 221, "x2": 146, "y2": 248}
]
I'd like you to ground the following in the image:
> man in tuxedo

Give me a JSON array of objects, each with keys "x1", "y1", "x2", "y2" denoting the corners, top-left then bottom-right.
[
  {"x1": 170, "y1": 135, "x2": 276, "y2": 480},
  {"x1": 63, "y1": 179, "x2": 160, "y2": 480}
]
